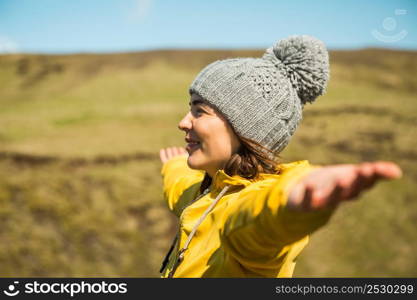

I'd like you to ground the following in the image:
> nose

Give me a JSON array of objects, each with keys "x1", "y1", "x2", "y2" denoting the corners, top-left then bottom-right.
[{"x1": 178, "y1": 112, "x2": 193, "y2": 132}]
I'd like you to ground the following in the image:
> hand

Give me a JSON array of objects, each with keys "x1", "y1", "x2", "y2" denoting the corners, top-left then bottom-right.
[
  {"x1": 287, "y1": 161, "x2": 402, "y2": 211},
  {"x1": 159, "y1": 147, "x2": 188, "y2": 163}
]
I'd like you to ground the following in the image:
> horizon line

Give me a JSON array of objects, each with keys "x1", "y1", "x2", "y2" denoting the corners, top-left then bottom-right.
[{"x1": 1, "y1": 45, "x2": 417, "y2": 56}]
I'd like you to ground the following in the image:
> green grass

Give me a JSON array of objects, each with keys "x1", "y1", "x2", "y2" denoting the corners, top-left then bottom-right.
[{"x1": 0, "y1": 48, "x2": 416, "y2": 277}]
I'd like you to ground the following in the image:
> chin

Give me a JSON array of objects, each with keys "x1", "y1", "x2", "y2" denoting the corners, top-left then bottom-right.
[
  {"x1": 186, "y1": 155, "x2": 200, "y2": 170},
  {"x1": 186, "y1": 153, "x2": 207, "y2": 171}
]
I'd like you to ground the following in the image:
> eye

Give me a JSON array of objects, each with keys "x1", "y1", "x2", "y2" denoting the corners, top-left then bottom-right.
[{"x1": 192, "y1": 107, "x2": 205, "y2": 116}]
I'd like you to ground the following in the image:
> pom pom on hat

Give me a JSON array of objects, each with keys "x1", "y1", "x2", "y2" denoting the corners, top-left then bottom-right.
[{"x1": 265, "y1": 35, "x2": 329, "y2": 105}]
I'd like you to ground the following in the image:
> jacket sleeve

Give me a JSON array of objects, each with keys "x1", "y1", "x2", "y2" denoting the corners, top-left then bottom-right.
[
  {"x1": 160, "y1": 155, "x2": 205, "y2": 217},
  {"x1": 220, "y1": 162, "x2": 336, "y2": 269}
]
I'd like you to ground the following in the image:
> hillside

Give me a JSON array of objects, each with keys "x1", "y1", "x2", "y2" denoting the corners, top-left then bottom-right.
[{"x1": 0, "y1": 48, "x2": 416, "y2": 277}]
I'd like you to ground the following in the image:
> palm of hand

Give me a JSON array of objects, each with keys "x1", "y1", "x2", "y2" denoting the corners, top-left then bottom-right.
[{"x1": 159, "y1": 147, "x2": 188, "y2": 163}]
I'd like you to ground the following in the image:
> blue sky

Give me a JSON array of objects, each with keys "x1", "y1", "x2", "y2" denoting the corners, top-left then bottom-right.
[{"x1": 0, "y1": 0, "x2": 416, "y2": 54}]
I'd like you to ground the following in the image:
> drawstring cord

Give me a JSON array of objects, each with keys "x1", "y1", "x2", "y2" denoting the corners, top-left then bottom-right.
[
  {"x1": 159, "y1": 187, "x2": 210, "y2": 274},
  {"x1": 159, "y1": 188, "x2": 210, "y2": 273},
  {"x1": 160, "y1": 185, "x2": 231, "y2": 278}
]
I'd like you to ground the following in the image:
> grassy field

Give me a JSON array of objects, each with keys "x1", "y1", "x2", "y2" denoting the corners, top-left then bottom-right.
[{"x1": 0, "y1": 48, "x2": 416, "y2": 277}]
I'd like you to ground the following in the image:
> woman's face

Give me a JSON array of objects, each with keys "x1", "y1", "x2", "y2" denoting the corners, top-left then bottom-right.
[{"x1": 178, "y1": 93, "x2": 241, "y2": 177}]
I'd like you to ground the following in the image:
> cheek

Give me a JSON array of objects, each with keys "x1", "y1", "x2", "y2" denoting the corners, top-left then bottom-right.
[{"x1": 199, "y1": 121, "x2": 234, "y2": 157}]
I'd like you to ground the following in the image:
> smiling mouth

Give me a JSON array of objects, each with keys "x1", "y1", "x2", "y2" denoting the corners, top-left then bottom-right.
[
  {"x1": 186, "y1": 142, "x2": 200, "y2": 152},
  {"x1": 185, "y1": 138, "x2": 201, "y2": 153}
]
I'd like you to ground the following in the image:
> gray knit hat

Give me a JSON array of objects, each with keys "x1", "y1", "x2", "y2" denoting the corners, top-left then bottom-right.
[{"x1": 189, "y1": 35, "x2": 329, "y2": 155}]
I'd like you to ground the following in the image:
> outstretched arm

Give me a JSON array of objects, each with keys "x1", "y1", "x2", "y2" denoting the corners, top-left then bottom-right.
[
  {"x1": 287, "y1": 161, "x2": 402, "y2": 211},
  {"x1": 219, "y1": 160, "x2": 402, "y2": 272}
]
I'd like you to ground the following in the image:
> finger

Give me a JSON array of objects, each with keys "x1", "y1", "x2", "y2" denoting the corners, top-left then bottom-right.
[
  {"x1": 373, "y1": 161, "x2": 403, "y2": 179},
  {"x1": 351, "y1": 163, "x2": 376, "y2": 195},
  {"x1": 177, "y1": 147, "x2": 186, "y2": 155},
  {"x1": 172, "y1": 147, "x2": 180, "y2": 156},
  {"x1": 174, "y1": 147, "x2": 185, "y2": 157},
  {"x1": 358, "y1": 162, "x2": 375, "y2": 180},
  {"x1": 345, "y1": 162, "x2": 392, "y2": 199},
  {"x1": 166, "y1": 147, "x2": 174, "y2": 160},
  {"x1": 287, "y1": 183, "x2": 305, "y2": 209},
  {"x1": 310, "y1": 184, "x2": 334, "y2": 209},
  {"x1": 179, "y1": 147, "x2": 187, "y2": 155},
  {"x1": 329, "y1": 165, "x2": 361, "y2": 200},
  {"x1": 343, "y1": 172, "x2": 367, "y2": 200},
  {"x1": 356, "y1": 162, "x2": 401, "y2": 192},
  {"x1": 159, "y1": 149, "x2": 167, "y2": 163}
]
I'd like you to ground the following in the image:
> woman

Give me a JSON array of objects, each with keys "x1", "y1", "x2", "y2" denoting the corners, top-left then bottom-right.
[{"x1": 158, "y1": 36, "x2": 402, "y2": 278}]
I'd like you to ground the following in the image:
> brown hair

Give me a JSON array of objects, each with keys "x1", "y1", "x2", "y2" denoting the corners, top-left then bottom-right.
[{"x1": 199, "y1": 133, "x2": 281, "y2": 193}]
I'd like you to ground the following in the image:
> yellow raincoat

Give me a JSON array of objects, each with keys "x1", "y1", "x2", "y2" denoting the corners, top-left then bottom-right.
[{"x1": 160, "y1": 155, "x2": 335, "y2": 278}]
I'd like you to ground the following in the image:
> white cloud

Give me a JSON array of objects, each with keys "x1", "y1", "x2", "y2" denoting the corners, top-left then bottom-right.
[
  {"x1": 128, "y1": 0, "x2": 153, "y2": 23},
  {"x1": 0, "y1": 36, "x2": 20, "y2": 54}
]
